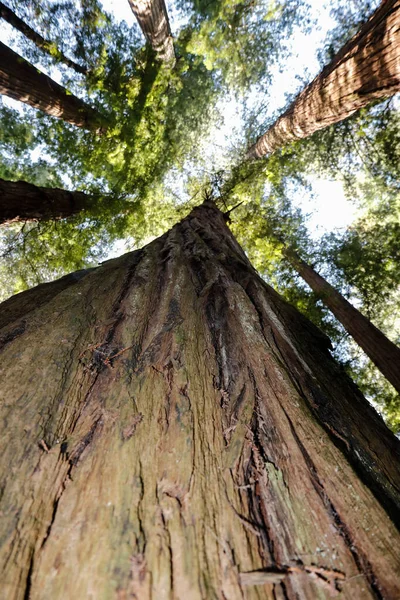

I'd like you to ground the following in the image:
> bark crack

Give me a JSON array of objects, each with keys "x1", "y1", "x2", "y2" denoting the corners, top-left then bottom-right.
[
  {"x1": 282, "y1": 405, "x2": 384, "y2": 600},
  {"x1": 23, "y1": 550, "x2": 34, "y2": 600}
]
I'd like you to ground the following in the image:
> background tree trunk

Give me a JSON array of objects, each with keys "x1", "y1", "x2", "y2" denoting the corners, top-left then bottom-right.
[
  {"x1": 0, "y1": 178, "x2": 98, "y2": 224},
  {"x1": 284, "y1": 247, "x2": 400, "y2": 396},
  {"x1": 0, "y1": 2, "x2": 87, "y2": 75},
  {"x1": 1, "y1": 202, "x2": 400, "y2": 599},
  {"x1": 246, "y1": 0, "x2": 400, "y2": 158},
  {"x1": 0, "y1": 42, "x2": 106, "y2": 130},
  {"x1": 128, "y1": 0, "x2": 175, "y2": 64}
]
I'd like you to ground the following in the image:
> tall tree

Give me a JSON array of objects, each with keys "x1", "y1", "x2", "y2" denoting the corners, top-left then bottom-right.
[
  {"x1": 0, "y1": 178, "x2": 103, "y2": 224},
  {"x1": 0, "y1": 42, "x2": 107, "y2": 130},
  {"x1": 283, "y1": 246, "x2": 400, "y2": 396},
  {"x1": 0, "y1": 1, "x2": 87, "y2": 74},
  {"x1": 1, "y1": 201, "x2": 400, "y2": 599},
  {"x1": 246, "y1": 0, "x2": 400, "y2": 158},
  {"x1": 128, "y1": 0, "x2": 175, "y2": 64}
]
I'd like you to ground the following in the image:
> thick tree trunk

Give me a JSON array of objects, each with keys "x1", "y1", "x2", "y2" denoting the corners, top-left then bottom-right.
[
  {"x1": 0, "y1": 42, "x2": 106, "y2": 131},
  {"x1": 128, "y1": 0, "x2": 175, "y2": 64},
  {"x1": 0, "y1": 178, "x2": 98, "y2": 224},
  {"x1": 1, "y1": 201, "x2": 400, "y2": 599},
  {"x1": 284, "y1": 247, "x2": 400, "y2": 396},
  {"x1": 0, "y1": 2, "x2": 87, "y2": 75},
  {"x1": 246, "y1": 0, "x2": 400, "y2": 159}
]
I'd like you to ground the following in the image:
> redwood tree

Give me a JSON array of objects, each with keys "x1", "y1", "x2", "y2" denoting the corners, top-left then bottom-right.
[
  {"x1": 284, "y1": 247, "x2": 400, "y2": 396},
  {"x1": 0, "y1": 178, "x2": 100, "y2": 224},
  {"x1": 0, "y1": 42, "x2": 106, "y2": 130},
  {"x1": 0, "y1": 2, "x2": 87, "y2": 75},
  {"x1": 246, "y1": 0, "x2": 400, "y2": 158},
  {"x1": 128, "y1": 0, "x2": 175, "y2": 64},
  {"x1": 0, "y1": 201, "x2": 399, "y2": 599}
]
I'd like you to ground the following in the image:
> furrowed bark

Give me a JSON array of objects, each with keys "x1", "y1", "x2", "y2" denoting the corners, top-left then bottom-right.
[
  {"x1": 246, "y1": 0, "x2": 400, "y2": 158},
  {"x1": 0, "y1": 178, "x2": 98, "y2": 224},
  {"x1": 285, "y1": 247, "x2": 400, "y2": 396},
  {"x1": 128, "y1": 0, "x2": 175, "y2": 64},
  {"x1": 1, "y1": 201, "x2": 400, "y2": 599},
  {"x1": 0, "y1": 42, "x2": 107, "y2": 130},
  {"x1": 0, "y1": 2, "x2": 87, "y2": 75}
]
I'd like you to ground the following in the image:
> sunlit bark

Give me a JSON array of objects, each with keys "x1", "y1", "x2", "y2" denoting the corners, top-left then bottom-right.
[
  {"x1": 247, "y1": 0, "x2": 400, "y2": 158},
  {"x1": 128, "y1": 0, "x2": 175, "y2": 64},
  {"x1": 1, "y1": 202, "x2": 399, "y2": 599}
]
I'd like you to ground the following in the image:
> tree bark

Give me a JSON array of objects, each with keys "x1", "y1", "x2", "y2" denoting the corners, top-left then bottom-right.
[
  {"x1": 0, "y1": 2, "x2": 87, "y2": 75},
  {"x1": 246, "y1": 0, "x2": 400, "y2": 159},
  {"x1": 0, "y1": 178, "x2": 99, "y2": 224},
  {"x1": 0, "y1": 42, "x2": 107, "y2": 131},
  {"x1": 128, "y1": 0, "x2": 175, "y2": 64},
  {"x1": 1, "y1": 201, "x2": 400, "y2": 599},
  {"x1": 284, "y1": 247, "x2": 400, "y2": 397}
]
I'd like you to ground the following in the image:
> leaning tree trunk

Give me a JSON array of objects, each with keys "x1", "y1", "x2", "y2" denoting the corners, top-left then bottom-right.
[
  {"x1": 0, "y1": 42, "x2": 106, "y2": 131},
  {"x1": 284, "y1": 247, "x2": 400, "y2": 396},
  {"x1": 1, "y1": 201, "x2": 400, "y2": 599},
  {"x1": 0, "y1": 178, "x2": 99, "y2": 224},
  {"x1": 128, "y1": 0, "x2": 175, "y2": 64},
  {"x1": 246, "y1": 0, "x2": 400, "y2": 158},
  {"x1": 0, "y1": 2, "x2": 87, "y2": 75}
]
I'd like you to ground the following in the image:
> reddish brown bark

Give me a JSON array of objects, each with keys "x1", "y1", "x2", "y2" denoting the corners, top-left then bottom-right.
[
  {"x1": 247, "y1": 0, "x2": 400, "y2": 158},
  {"x1": 0, "y1": 178, "x2": 97, "y2": 224},
  {"x1": 0, "y1": 2, "x2": 87, "y2": 75},
  {"x1": 285, "y1": 247, "x2": 400, "y2": 396},
  {"x1": 128, "y1": 0, "x2": 175, "y2": 64},
  {"x1": 0, "y1": 42, "x2": 107, "y2": 130},
  {"x1": 0, "y1": 202, "x2": 399, "y2": 599}
]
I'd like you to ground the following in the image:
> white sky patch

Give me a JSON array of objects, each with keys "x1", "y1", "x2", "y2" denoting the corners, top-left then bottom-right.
[
  {"x1": 100, "y1": 0, "x2": 136, "y2": 25},
  {"x1": 291, "y1": 178, "x2": 358, "y2": 239}
]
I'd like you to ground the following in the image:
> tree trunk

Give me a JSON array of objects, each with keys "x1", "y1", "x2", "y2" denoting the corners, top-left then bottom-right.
[
  {"x1": 1, "y1": 201, "x2": 400, "y2": 599},
  {"x1": 0, "y1": 2, "x2": 87, "y2": 75},
  {"x1": 128, "y1": 0, "x2": 175, "y2": 64},
  {"x1": 284, "y1": 247, "x2": 400, "y2": 397},
  {"x1": 246, "y1": 0, "x2": 400, "y2": 159},
  {"x1": 0, "y1": 178, "x2": 99, "y2": 224},
  {"x1": 0, "y1": 42, "x2": 106, "y2": 131}
]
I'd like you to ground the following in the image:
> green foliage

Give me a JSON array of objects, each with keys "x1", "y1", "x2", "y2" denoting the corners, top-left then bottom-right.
[
  {"x1": 0, "y1": 0, "x2": 223, "y2": 295},
  {"x1": 4, "y1": 0, "x2": 109, "y2": 79},
  {"x1": 322, "y1": 192, "x2": 400, "y2": 316},
  {"x1": 289, "y1": 100, "x2": 400, "y2": 201},
  {"x1": 177, "y1": 0, "x2": 310, "y2": 94}
]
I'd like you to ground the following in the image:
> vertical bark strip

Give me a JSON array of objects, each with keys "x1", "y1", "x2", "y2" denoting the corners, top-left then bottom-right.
[
  {"x1": 284, "y1": 248, "x2": 400, "y2": 396},
  {"x1": 0, "y1": 42, "x2": 106, "y2": 130},
  {"x1": 0, "y1": 202, "x2": 400, "y2": 599},
  {"x1": 0, "y1": 178, "x2": 98, "y2": 224},
  {"x1": 246, "y1": 0, "x2": 400, "y2": 158},
  {"x1": 0, "y1": 2, "x2": 87, "y2": 75},
  {"x1": 128, "y1": 0, "x2": 175, "y2": 64}
]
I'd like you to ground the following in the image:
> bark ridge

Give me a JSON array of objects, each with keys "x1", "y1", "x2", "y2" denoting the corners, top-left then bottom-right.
[{"x1": 0, "y1": 202, "x2": 399, "y2": 599}]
